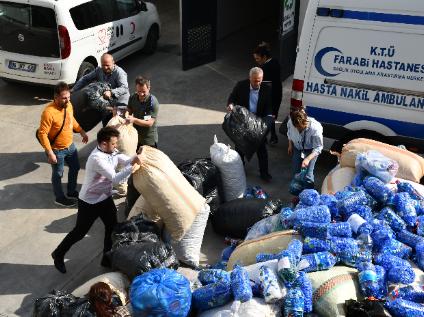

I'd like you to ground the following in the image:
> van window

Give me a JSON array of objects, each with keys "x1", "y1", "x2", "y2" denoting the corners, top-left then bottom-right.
[
  {"x1": 70, "y1": 0, "x2": 137, "y2": 30},
  {"x1": 116, "y1": 0, "x2": 139, "y2": 19},
  {"x1": 0, "y1": 3, "x2": 59, "y2": 57}
]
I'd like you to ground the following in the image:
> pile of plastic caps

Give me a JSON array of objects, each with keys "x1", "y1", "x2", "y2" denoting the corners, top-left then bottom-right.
[{"x1": 197, "y1": 160, "x2": 424, "y2": 316}]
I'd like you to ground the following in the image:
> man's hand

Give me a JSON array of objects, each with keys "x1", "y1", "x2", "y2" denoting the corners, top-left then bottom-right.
[
  {"x1": 302, "y1": 158, "x2": 310, "y2": 169},
  {"x1": 126, "y1": 115, "x2": 135, "y2": 124},
  {"x1": 112, "y1": 106, "x2": 118, "y2": 117},
  {"x1": 226, "y1": 103, "x2": 234, "y2": 113},
  {"x1": 80, "y1": 130, "x2": 89, "y2": 144},
  {"x1": 131, "y1": 163, "x2": 140, "y2": 174},
  {"x1": 103, "y1": 90, "x2": 112, "y2": 100},
  {"x1": 132, "y1": 154, "x2": 142, "y2": 166},
  {"x1": 47, "y1": 151, "x2": 57, "y2": 164}
]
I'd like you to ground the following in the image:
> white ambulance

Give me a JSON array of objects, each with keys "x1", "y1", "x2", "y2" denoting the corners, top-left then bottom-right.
[
  {"x1": 291, "y1": 0, "x2": 424, "y2": 153},
  {"x1": 0, "y1": 0, "x2": 160, "y2": 85}
]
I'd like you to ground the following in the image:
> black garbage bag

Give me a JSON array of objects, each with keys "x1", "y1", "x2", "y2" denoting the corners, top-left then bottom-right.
[
  {"x1": 110, "y1": 241, "x2": 179, "y2": 279},
  {"x1": 71, "y1": 82, "x2": 114, "y2": 132},
  {"x1": 61, "y1": 298, "x2": 95, "y2": 317},
  {"x1": 205, "y1": 188, "x2": 220, "y2": 216},
  {"x1": 124, "y1": 174, "x2": 140, "y2": 218},
  {"x1": 85, "y1": 81, "x2": 113, "y2": 112},
  {"x1": 177, "y1": 158, "x2": 222, "y2": 214},
  {"x1": 33, "y1": 290, "x2": 77, "y2": 317},
  {"x1": 345, "y1": 299, "x2": 391, "y2": 317},
  {"x1": 111, "y1": 231, "x2": 159, "y2": 252},
  {"x1": 71, "y1": 89, "x2": 102, "y2": 132},
  {"x1": 177, "y1": 158, "x2": 220, "y2": 196},
  {"x1": 211, "y1": 198, "x2": 283, "y2": 239},
  {"x1": 222, "y1": 105, "x2": 269, "y2": 160},
  {"x1": 112, "y1": 214, "x2": 160, "y2": 237}
]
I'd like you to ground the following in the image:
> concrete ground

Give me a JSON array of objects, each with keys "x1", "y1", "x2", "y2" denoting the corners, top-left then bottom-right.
[{"x1": 0, "y1": 0, "x2": 336, "y2": 315}]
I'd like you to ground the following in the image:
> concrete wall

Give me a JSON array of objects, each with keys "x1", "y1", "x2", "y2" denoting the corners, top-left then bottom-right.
[{"x1": 216, "y1": 0, "x2": 274, "y2": 40}]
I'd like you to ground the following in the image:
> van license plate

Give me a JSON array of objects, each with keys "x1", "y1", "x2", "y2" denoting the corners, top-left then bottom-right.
[{"x1": 8, "y1": 60, "x2": 36, "y2": 72}]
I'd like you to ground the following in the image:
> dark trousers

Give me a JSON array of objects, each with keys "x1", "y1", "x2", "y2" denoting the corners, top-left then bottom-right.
[
  {"x1": 236, "y1": 142, "x2": 269, "y2": 175},
  {"x1": 54, "y1": 197, "x2": 117, "y2": 258}
]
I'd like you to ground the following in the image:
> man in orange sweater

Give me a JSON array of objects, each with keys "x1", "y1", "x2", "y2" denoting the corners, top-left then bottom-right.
[{"x1": 38, "y1": 82, "x2": 88, "y2": 207}]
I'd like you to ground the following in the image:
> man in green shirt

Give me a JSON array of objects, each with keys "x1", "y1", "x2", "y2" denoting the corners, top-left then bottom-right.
[{"x1": 126, "y1": 76, "x2": 159, "y2": 149}]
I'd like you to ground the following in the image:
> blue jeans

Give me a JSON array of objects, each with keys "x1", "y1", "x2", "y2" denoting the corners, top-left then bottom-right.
[
  {"x1": 51, "y1": 143, "x2": 80, "y2": 199},
  {"x1": 292, "y1": 148, "x2": 318, "y2": 185}
]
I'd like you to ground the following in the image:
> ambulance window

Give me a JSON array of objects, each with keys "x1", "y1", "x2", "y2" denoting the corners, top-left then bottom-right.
[{"x1": 116, "y1": 0, "x2": 139, "y2": 19}]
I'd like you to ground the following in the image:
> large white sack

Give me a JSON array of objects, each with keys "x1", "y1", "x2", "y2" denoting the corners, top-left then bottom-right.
[
  {"x1": 133, "y1": 146, "x2": 206, "y2": 241},
  {"x1": 106, "y1": 115, "x2": 138, "y2": 155},
  {"x1": 72, "y1": 272, "x2": 130, "y2": 305},
  {"x1": 164, "y1": 203, "x2": 210, "y2": 267},
  {"x1": 198, "y1": 298, "x2": 280, "y2": 317},
  {"x1": 210, "y1": 135, "x2": 246, "y2": 202},
  {"x1": 340, "y1": 138, "x2": 424, "y2": 183},
  {"x1": 321, "y1": 165, "x2": 356, "y2": 194}
]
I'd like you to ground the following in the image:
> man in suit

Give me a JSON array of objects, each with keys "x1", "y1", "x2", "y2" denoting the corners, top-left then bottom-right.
[{"x1": 227, "y1": 67, "x2": 273, "y2": 182}]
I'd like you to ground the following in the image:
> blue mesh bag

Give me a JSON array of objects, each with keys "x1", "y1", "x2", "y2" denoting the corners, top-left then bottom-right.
[
  {"x1": 328, "y1": 222, "x2": 352, "y2": 238},
  {"x1": 258, "y1": 265, "x2": 284, "y2": 303},
  {"x1": 279, "y1": 207, "x2": 294, "y2": 229},
  {"x1": 338, "y1": 190, "x2": 368, "y2": 219},
  {"x1": 385, "y1": 298, "x2": 424, "y2": 317},
  {"x1": 299, "y1": 189, "x2": 320, "y2": 206},
  {"x1": 394, "y1": 192, "x2": 418, "y2": 227},
  {"x1": 377, "y1": 238, "x2": 412, "y2": 259},
  {"x1": 295, "y1": 221, "x2": 328, "y2": 239},
  {"x1": 397, "y1": 182, "x2": 423, "y2": 201},
  {"x1": 357, "y1": 262, "x2": 385, "y2": 299},
  {"x1": 320, "y1": 194, "x2": 340, "y2": 220},
  {"x1": 198, "y1": 269, "x2": 230, "y2": 286},
  {"x1": 363, "y1": 177, "x2": 393, "y2": 204},
  {"x1": 284, "y1": 288, "x2": 305, "y2": 317},
  {"x1": 301, "y1": 251, "x2": 337, "y2": 273},
  {"x1": 293, "y1": 271, "x2": 313, "y2": 313},
  {"x1": 277, "y1": 240, "x2": 303, "y2": 284},
  {"x1": 377, "y1": 207, "x2": 407, "y2": 232},
  {"x1": 302, "y1": 237, "x2": 330, "y2": 254},
  {"x1": 130, "y1": 268, "x2": 192, "y2": 317},
  {"x1": 416, "y1": 242, "x2": 424, "y2": 271},
  {"x1": 374, "y1": 253, "x2": 415, "y2": 284},
  {"x1": 230, "y1": 264, "x2": 252, "y2": 302},
  {"x1": 391, "y1": 286, "x2": 424, "y2": 303},
  {"x1": 290, "y1": 205, "x2": 331, "y2": 224},
  {"x1": 396, "y1": 230, "x2": 424, "y2": 249},
  {"x1": 192, "y1": 279, "x2": 232, "y2": 311}
]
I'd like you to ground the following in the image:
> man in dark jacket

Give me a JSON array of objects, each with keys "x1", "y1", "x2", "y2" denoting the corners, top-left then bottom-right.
[{"x1": 227, "y1": 67, "x2": 273, "y2": 182}]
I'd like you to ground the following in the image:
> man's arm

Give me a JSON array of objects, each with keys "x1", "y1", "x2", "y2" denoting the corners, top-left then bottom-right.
[
  {"x1": 111, "y1": 67, "x2": 129, "y2": 98},
  {"x1": 38, "y1": 111, "x2": 57, "y2": 163},
  {"x1": 72, "y1": 68, "x2": 98, "y2": 92}
]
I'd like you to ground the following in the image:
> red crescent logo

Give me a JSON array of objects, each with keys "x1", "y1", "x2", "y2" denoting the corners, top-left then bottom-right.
[{"x1": 130, "y1": 22, "x2": 136, "y2": 34}]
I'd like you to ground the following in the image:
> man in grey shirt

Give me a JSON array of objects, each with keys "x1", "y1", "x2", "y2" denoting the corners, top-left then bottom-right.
[{"x1": 72, "y1": 53, "x2": 130, "y2": 126}]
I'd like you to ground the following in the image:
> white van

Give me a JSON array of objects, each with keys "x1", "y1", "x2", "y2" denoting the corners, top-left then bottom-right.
[
  {"x1": 0, "y1": 0, "x2": 160, "y2": 85},
  {"x1": 291, "y1": 0, "x2": 424, "y2": 153}
]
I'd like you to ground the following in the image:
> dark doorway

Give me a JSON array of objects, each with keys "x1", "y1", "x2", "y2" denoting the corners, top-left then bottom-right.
[{"x1": 181, "y1": 0, "x2": 217, "y2": 70}]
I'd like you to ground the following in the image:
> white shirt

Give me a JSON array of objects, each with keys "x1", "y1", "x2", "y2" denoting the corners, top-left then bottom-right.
[
  {"x1": 287, "y1": 117, "x2": 324, "y2": 155},
  {"x1": 79, "y1": 147, "x2": 134, "y2": 204}
]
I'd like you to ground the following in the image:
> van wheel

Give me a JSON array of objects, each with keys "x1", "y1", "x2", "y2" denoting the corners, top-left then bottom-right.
[
  {"x1": 142, "y1": 26, "x2": 159, "y2": 55},
  {"x1": 76, "y1": 61, "x2": 95, "y2": 81},
  {"x1": 330, "y1": 130, "x2": 387, "y2": 153}
]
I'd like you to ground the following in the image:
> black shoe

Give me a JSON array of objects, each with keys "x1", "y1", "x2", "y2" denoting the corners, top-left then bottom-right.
[
  {"x1": 67, "y1": 191, "x2": 79, "y2": 199},
  {"x1": 55, "y1": 197, "x2": 76, "y2": 207},
  {"x1": 51, "y1": 252, "x2": 66, "y2": 273},
  {"x1": 101, "y1": 255, "x2": 111, "y2": 268},
  {"x1": 269, "y1": 135, "x2": 278, "y2": 145},
  {"x1": 260, "y1": 173, "x2": 273, "y2": 182}
]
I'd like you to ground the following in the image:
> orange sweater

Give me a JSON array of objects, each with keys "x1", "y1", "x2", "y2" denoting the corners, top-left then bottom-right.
[{"x1": 38, "y1": 101, "x2": 82, "y2": 151}]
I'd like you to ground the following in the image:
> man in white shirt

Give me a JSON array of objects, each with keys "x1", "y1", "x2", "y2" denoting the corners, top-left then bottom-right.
[{"x1": 51, "y1": 127, "x2": 141, "y2": 273}]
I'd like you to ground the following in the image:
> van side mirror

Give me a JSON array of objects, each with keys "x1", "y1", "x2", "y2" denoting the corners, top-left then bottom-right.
[{"x1": 136, "y1": 0, "x2": 148, "y2": 12}]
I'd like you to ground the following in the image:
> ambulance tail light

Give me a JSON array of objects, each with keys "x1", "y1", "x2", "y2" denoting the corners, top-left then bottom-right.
[
  {"x1": 291, "y1": 79, "x2": 304, "y2": 109},
  {"x1": 58, "y1": 25, "x2": 71, "y2": 59}
]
